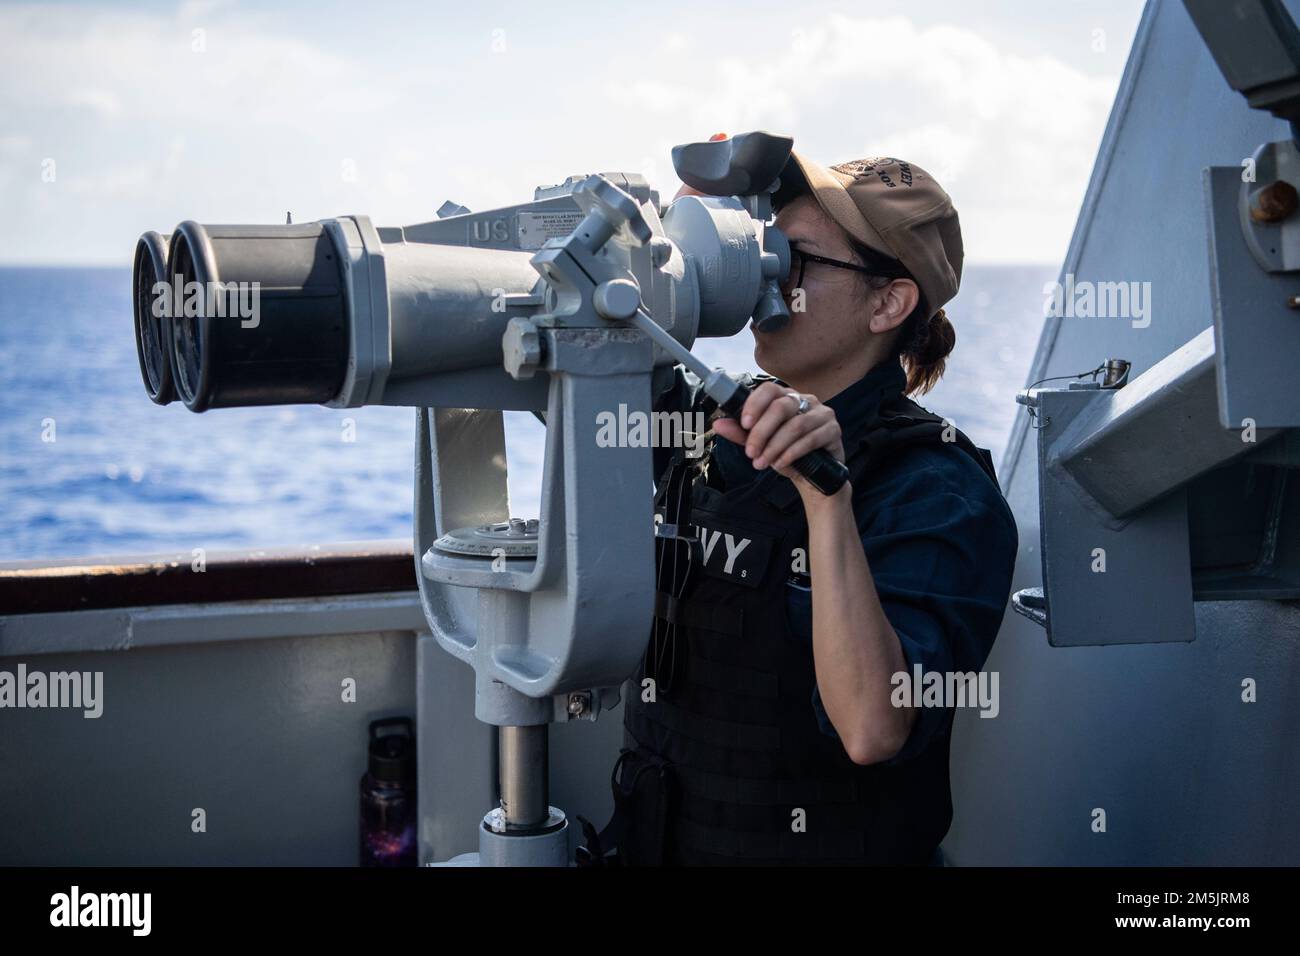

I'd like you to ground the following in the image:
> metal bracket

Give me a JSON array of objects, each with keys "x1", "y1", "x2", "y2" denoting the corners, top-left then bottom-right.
[
  {"x1": 1032, "y1": 387, "x2": 1196, "y2": 647},
  {"x1": 1206, "y1": 164, "x2": 1300, "y2": 428}
]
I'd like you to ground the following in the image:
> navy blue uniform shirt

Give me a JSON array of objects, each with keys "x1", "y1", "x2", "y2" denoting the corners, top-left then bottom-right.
[{"x1": 653, "y1": 359, "x2": 1018, "y2": 765}]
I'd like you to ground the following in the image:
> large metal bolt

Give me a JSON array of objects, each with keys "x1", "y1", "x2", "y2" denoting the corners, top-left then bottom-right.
[
  {"x1": 502, "y1": 317, "x2": 543, "y2": 380},
  {"x1": 1249, "y1": 180, "x2": 1299, "y2": 223},
  {"x1": 567, "y1": 692, "x2": 590, "y2": 718},
  {"x1": 593, "y1": 278, "x2": 641, "y2": 320}
]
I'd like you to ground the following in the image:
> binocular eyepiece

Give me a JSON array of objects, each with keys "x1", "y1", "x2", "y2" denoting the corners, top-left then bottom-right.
[{"x1": 132, "y1": 222, "x2": 349, "y2": 412}]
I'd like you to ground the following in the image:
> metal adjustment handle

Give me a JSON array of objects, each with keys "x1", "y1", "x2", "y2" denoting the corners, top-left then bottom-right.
[{"x1": 571, "y1": 175, "x2": 653, "y2": 248}]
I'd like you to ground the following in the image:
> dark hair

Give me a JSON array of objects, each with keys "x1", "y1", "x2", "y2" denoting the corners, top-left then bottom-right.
[{"x1": 848, "y1": 239, "x2": 955, "y2": 396}]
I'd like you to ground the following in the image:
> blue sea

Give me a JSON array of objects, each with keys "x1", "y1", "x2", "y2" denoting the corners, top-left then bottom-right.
[{"x1": 0, "y1": 265, "x2": 1051, "y2": 561}]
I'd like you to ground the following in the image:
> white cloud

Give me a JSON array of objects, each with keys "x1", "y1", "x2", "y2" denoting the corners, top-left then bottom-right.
[
  {"x1": 65, "y1": 88, "x2": 122, "y2": 118},
  {"x1": 0, "y1": 134, "x2": 34, "y2": 154},
  {"x1": 660, "y1": 33, "x2": 691, "y2": 55},
  {"x1": 177, "y1": 0, "x2": 232, "y2": 20},
  {"x1": 0, "y1": 5, "x2": 1126, "y2": 265},
  {"x1": 605, "y1": 13, "x2": 1120, "y2": 263}
]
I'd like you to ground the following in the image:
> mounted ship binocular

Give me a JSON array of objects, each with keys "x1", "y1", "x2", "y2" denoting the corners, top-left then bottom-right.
[
  {"x1": 129, "y1": 130, "x2": 854, "y2": 865},
  {"x1": 134, "y1": 133, "x2": 796, "y2": 409},
  {"x1": 133, "y1": 129, "x2": 850, "y2": 685},
  {"x1": 130, "y1": 130, "x2": 847, "y2": 703}
]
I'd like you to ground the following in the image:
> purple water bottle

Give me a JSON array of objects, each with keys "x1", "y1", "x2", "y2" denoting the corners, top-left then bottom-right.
[{"x1": 359, "y1": 717, "x2": 417, "y2": 867}]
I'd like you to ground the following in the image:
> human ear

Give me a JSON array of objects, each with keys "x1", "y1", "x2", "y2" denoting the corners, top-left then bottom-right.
[{"x1": 867, "y1": 279, "x2": 920, "y2": 335}]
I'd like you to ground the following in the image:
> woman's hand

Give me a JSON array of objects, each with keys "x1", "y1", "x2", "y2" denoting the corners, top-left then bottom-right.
[{"x1": 711, "y1": 381, "x2": 848, "y2": 501}]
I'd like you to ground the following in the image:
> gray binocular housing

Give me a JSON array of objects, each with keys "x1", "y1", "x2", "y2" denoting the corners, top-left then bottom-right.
[
  {"x1": 131, "y1": 147, "x2": 801, "y2": 720},
  {"x1": 132, "y1": 171, "x2": 790, "y2": 415},
  {"x1": 129, "y1": 136, "x2": 842, "y2": 865}
]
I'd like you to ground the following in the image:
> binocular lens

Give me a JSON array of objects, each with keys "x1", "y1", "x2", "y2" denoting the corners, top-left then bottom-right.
[
  {"x1": 132, "y1": 231, "x2": 176, "y2": 405},
  {"x1": 167, "y1": 230, "x2": 204, "y2": 406},
  {"x1": 162, "y1": 221, "x2": 350, "y2": 412}
]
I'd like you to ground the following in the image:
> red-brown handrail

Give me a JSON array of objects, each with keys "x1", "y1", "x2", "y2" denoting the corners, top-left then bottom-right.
[{"x1": 0, "y1": 541, "x2": 418, "y2": 615}]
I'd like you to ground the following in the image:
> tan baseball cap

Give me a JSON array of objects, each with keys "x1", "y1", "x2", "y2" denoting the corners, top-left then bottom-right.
[{"x1": 774, "y1": 152, "x2": 963, "y2": 320}]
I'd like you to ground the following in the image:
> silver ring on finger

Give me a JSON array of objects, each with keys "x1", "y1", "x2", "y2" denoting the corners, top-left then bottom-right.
[{"x1": 787, "y1": 391, "x2": 811, "y2": 415}]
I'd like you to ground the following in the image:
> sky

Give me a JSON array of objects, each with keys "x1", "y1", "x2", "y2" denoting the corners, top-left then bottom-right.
[{"x1": 0, "y1": 0, "x2": 1146, "y2": 266}]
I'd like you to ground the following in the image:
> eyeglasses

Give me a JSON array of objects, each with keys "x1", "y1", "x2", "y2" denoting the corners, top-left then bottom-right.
[{"x1": 781, "y1": 243, "x2": 909, "y2": 295}]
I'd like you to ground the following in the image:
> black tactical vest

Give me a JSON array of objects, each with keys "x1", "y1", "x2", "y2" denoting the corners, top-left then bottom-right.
[{"x1": 594, "y1": 390, "x2": 999, "y2": 867}]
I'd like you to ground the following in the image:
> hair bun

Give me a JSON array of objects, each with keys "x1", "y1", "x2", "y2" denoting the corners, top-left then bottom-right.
[{"x1": 903, "y1": 308, "x2": 956, "y2": 395}]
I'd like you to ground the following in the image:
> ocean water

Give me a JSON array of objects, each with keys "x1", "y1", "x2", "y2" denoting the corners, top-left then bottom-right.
[{"x1": 0, "y1": 264, "x2": 1051, "y2": 561}]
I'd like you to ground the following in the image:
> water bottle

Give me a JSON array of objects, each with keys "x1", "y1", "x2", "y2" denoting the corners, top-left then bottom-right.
[{"x1": 359, "y1": 717, "x2": 417, "y2": 867}]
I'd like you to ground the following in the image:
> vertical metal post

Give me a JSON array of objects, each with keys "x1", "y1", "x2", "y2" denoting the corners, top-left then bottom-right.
[{"x1": 499, "y1": 724, "x2": 549, "y2": 828}]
